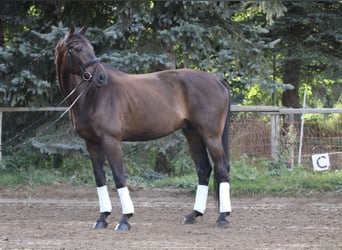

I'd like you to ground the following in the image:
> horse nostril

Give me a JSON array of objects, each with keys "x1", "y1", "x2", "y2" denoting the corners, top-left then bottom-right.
[{"x1": 97, "y1": 72, "x2": 108, "y2": 85}]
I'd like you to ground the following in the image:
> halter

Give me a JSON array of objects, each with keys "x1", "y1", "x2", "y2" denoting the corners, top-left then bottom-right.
[{"x1": 66, "y1": 40, "x2": 100, "y2": 82}]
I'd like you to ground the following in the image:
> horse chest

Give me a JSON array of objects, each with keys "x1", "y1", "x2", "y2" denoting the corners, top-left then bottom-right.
[{"x1": 70, "y1": 112, "x2": 102, "y2": 141}]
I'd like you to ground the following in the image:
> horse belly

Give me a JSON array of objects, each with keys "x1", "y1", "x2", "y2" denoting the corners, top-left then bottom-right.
[{"x1": 122, "y1": 108, "x2": 186, "y2": 141}]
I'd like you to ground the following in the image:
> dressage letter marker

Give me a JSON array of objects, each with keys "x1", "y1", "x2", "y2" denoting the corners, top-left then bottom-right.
[
  {"x1": 97, "y1": 185, "x2": 112, "y2": 213},
  {"x1": 219, "y1": 182, "x2": 232, "y2": 213},
  {"x1": 193, "y1": 185, "x2": 209, "y2": 214},
  {"x1": 118, "y1": 187, "x2": 134, "y2": 214},
  {"x1": 312, "y1": 153, "x2": 330, "y2": 171}
]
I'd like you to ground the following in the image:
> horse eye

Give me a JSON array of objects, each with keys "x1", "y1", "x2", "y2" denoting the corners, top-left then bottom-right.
[{"x1": 75, "y1": 47, "x2": 82, "y2": 52}]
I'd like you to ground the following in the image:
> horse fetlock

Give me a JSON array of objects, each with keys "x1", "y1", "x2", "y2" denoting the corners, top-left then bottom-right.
[{"x1": 92, "y1": 212, "x2": 110, "y2": 229}]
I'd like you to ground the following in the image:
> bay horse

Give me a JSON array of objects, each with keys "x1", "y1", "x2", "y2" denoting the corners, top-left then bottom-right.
[{"x1": 55, "y1": 24, "x2": 232, "y2": 230}]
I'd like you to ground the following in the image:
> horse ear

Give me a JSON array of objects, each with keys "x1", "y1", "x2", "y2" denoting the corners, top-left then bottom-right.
[
  {"x1": 79, "y1": 26, "x2": 87, "y2": 36},
  {"x1": 69, "y1": 22, "x2": 75, "y2": 36}
]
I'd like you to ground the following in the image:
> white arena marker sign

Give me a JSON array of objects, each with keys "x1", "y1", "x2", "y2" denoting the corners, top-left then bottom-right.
[{"x1": 311, "y1": 153, "x2": 330, "y2": 171}]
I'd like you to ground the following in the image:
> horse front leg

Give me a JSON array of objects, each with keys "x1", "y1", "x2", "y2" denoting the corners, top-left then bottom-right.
[
  {"x1": 86, "y1": 142, "x2": 111, "y2": 229},
  {"x1": 102, "y1": 136, "x2": 134, "y2": 231}
]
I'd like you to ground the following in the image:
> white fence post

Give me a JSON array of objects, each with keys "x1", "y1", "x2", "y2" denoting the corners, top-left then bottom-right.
[
  {"x1": 288, "y1": 114, "x2": 295, "y2": 169},
  {"x1": 271, "y1": 114, "x2": 280, "y2": 163}
]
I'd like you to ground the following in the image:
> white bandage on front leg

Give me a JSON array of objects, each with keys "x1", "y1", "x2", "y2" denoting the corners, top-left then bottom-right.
[
  {"x1": 219, "y1": 182, "x2": 232, "y2": 213},
  {"x1": 118, "y1": 187, "x2": 134, "y2": 214},
  {"x1": 193, "y1": 185, "x2": 208, "y2": 214},
  {"x1": 97, "y1": 185, "x2": 112, "y2": 213}
]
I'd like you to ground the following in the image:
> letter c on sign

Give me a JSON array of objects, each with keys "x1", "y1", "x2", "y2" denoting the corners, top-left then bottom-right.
[
  {"x1": 312, "y1": 153, "x2": 330, "y2": 171},
  {"x1": 316, "y1": 155, "x2": 327, "y2": 168}
]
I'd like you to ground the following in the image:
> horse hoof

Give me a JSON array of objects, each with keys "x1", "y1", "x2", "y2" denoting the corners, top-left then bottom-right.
[
  {"x1": 216, "y1": 219, "x2": 230, "y2": 229},
  {"x1": 182, "y1": 215, "x2": 195, "y2": 224},
  {"x1": 115, "y1": 222, "x2": 131, "y2": 231},
  {"x1": 92, "y1": 220, "x2": 108, "y2": 229}
]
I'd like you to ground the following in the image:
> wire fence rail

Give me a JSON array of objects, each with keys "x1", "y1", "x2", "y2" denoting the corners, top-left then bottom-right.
[{"x1": 1, "y1": 106, "x2": 342, "y2": 170}]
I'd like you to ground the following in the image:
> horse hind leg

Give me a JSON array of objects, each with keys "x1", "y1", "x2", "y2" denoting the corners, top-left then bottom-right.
[
  {"x1": 182, "y1": 128, "x2": 212, "y2": 224},
  {"x1": 205, "y1": 137, "x2": 231, "y2": 228}
]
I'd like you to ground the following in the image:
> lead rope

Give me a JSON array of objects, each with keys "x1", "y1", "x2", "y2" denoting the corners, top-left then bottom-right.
[
  {"x1": 48, "y1": 87, "x2": 86, "y2": 128},
  {"x1": 3, "y1": 81, "x2": 87, "y2": 150},
  {"x1": 33, "y1": 79, "x2": 89, "y2": 137},
  {"x1": 4, "y1": 48, "x2": 99, "y2": 150},
  {"x1": 57, "y1": 87, "x2": 77, "y2": 107}
]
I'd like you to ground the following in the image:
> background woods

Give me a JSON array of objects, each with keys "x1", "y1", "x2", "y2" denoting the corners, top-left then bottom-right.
[
  {"x1": 0, "y1": 1, "x2": 341, "y2": 179},
  {"x1": 1, "y1": 1, "x2": 341, "y2": 108}
]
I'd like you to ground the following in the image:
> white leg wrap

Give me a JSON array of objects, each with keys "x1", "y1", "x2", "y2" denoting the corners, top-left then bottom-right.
[
  {"x1": 97, "y1": 185, "x2": 112, "y2": 213},
  {"x1": 118, "y1": 187, "x2": 134, "y2": 214},
  {"x1": 193, "y1": 185, "x2": 208, "y2": 214},
  {"x1": 219, "y1": 182, "x2": 232, "y2": 213}
]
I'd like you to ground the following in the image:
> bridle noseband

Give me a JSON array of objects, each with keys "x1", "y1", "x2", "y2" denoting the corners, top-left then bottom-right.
[{"x1": 66, "y1": 40, "x2": 100, "y2": 82}]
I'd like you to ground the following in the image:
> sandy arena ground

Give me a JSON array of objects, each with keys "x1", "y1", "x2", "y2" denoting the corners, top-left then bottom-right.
[{"x1": 0, "y1": 185, "x2": 341, "y2": 250}]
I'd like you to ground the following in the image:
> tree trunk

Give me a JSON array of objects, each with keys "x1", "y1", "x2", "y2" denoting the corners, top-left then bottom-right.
[
  {"x1": 281, "y1": 4, "x2": 306, "y2": 109},
  {"x1": 282, "y1": 55, "x2": 301, "y2": 108},
  {"x1": 281, "y1": 23, "x2": 302, "y2": 109},
  {"x1": 280, "y1": 5, "x2": 306, "y2": 168}
]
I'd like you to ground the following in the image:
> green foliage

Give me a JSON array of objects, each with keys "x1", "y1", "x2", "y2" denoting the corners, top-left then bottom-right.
[
  {"x1": 1, "y1": 146, "x2": 341, "y2": 196},
  {"x1": 230, "y1": 161, "x2": 342, "y2": 196},
  {"x1": 152, "y1": 174, "x2": 197, "y2": 190},
  {"x1": 231, "y1": 154, "x2": 259, "y2": 181},
  {"x1": 151, "y1": 158, "x2": 342, "y2": 196},
  {"x1": 270, "y1": 124, "x2": 297, "y2": 173},
  {"x1": 1, "y1": 1, "x2": 342, "y2": 109},
  {"x1": 123, "y1": 132, "x2": 194, "y2": 178},
  {"x1": 0, "y1": 146, "x2": 53, "y2": 173},
  {"x1": 244, "y1": 1, "x2": 287, "y2": 25},
  {"x1": 0, "y1": 0, "x2": 298, "y2": 108},
  {"x1": 0, "y1": 146, "x2": 94, "y2": 187}
]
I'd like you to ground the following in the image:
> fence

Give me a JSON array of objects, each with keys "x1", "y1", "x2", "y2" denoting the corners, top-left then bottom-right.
[
  {"x1": 230, "y1": 107, "x2": 342, "y2": 170},
  {"x1": 1, "y1": 106, "x2": 341, "y2": 170}
]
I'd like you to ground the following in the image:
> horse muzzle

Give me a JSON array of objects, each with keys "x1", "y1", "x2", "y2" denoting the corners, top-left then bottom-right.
[{"x1": 93, "y1": 71, "x2": 108, "y2": 87}]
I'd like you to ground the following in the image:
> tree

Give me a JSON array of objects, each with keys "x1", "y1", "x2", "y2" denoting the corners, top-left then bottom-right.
[
  {"x1": 1, "y1": 0, "x2": 290, "y2": 156},
  {"x1": 3, "y1": 1, "x2": 341, "y2": 149},
  {"x1": 267, "y1": 1, "x2": 342, "y2": 108},
  {"x1": 1, "y1": 1, "x2": 290, "y2": 107}
]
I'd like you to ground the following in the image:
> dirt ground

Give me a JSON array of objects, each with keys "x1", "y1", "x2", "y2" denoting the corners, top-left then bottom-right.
[{"x1": 0, "y1": 184, "x2": 341, "y2": 250}]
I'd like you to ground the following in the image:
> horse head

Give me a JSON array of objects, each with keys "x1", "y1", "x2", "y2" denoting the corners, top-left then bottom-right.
[{"x1": 55, "y1": 23, "x2": 108, "y2": 87}]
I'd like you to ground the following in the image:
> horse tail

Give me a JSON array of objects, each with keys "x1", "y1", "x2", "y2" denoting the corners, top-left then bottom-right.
[
  {"x1": 214, "y1": 79, "x2": 231, "y2": 203},
  {"x1": 222, "y1": 79, "x2": 231, "y2": 169}
]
